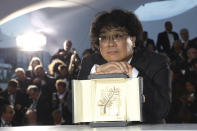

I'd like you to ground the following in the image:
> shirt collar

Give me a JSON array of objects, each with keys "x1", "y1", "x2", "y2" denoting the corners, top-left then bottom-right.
[
  {"x1": 57, "y1": 91, "x2": 66, "y2": 99},
  {"x1": 128, "y1": 57, "x2": 132, "y2": 64},
  {"x1": 1, "y1": 118, "x2": 6, "y2": 125}
]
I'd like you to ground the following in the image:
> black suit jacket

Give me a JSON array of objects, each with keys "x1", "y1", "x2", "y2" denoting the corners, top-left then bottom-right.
[
  {"x1": 35, "y1": 93, "x2": 53, "y2": 125},
  {"x1": 53, "y1": 91, "x2": 72, "y2": 124},
  {"x1": 0, "y1": 89, "x2": 28, "y2": 126},
  {"x1": 156, "y1": 31, "x2": 179, "y2": 54},
  {"x1": 78, "y1": 48, "x2": 171, "y2": 123}
]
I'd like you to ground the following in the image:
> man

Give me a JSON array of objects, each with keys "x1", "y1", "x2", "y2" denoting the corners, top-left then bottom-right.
[
  {"x1": 142, "y1": 31, "x2": 155, "y2": 48},
  {"x1": 180, "y1": 28, "x2": 193, "y2": 49},
  {"x1": 50, "y1": 40, "x2": 73, "y2": 65},
  {"x1": 34, "y1": 65, "x2": 56, "y2": 95},
  {"x1": 53, "y1": 79, "x2": 72, "y2": 124},
  {"x1": 156, "y1": 21, "x2": 179, "y2": 55},
  {"x1": 15, "y1": 68, "x2": 32, "y2": 93},
  {"x1": 184, "y1": 47, "x2": 197, "y2": 73},
  {"x1": 0, "y1": 104, "x2": 15, "y2": 127},
  {"x1": 63, "y1": 40, "x2": 72, "y2": 53},
  {"x1": 27, "y1": 85, "x2": 53, "y2": 125},
  {"x1": 78, "y1": 9, "x2": 171, "y2": 123},
  {"x1": 0, "y1": 79, "x2": 28, "y2": 126}
]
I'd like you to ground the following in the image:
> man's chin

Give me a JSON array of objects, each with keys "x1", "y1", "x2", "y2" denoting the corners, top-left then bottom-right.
[{"x1": 105, "y1": 57, "x2": 122, "y2": 62}]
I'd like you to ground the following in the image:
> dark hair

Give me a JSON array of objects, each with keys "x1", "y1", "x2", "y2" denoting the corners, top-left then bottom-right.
[
  {"x1": 27, "y1": 85, "x2": 40, "y2": 92},
  {"x1": 56, "y1": 79, "x2": 66, "y2": 88},
  {"x1": 58, "y1": 64, "x2": 68, "y2": 72},
  {"x1": 48, "y1": 59, "x2": 66, "y2": 76},
  {"x1": 0, "y1": 104, "x2": 14, "y2": 117},
  {"x1": 8, "y1": 79, "x2": 18, "y2": 88},
  {"x1": 90, "y1": 9, "x2": 143, "y2": 46}
]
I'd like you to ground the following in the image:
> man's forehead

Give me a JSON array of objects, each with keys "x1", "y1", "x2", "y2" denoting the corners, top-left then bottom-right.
[{"x1": 100, "y1": 26, "x2": 127, "y2": 34}]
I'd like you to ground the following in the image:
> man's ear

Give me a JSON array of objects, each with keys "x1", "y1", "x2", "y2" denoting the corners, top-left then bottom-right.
[{"x1": 130, "y1": 36, "x2": 136, "y2": 47}]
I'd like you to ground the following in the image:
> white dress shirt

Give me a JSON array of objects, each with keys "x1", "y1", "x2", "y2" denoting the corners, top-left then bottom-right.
[{"x1": 167, "y1": 32, "x2": 175, "y2": 48}]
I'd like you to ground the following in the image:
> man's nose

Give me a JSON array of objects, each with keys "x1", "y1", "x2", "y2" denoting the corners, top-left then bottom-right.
[{"x1": 108, "y1": 35, "x2": 117, "y2": 46}]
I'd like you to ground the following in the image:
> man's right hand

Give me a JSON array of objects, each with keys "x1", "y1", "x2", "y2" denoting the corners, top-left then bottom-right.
[{"x1": 95, "y1": 62, "x2": 132, "y2": 76}]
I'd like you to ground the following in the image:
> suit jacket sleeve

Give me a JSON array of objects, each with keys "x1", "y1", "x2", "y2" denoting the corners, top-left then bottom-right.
[
  {"x1": 138, "y1": 53, "x2": 171, "y2": 122},
  {"x1": 78, "y1": 53, "x2": 106, "y2": 80}
]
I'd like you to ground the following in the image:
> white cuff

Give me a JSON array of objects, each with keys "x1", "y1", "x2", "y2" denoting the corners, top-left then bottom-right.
[
  {"x1": 90, "y1": 64, "x2": 99, "y2": 74},
  {"x1": 131, "y1": 67, "x2": 139, "y2": 78}
]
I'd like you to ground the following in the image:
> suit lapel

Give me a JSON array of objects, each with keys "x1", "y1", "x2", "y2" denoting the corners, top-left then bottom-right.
[
  {"x1": 96, "y1": 53, "x2": 107, "y2": 65},
  {"x1": 130, "y1": 48, "x2": 149, "y2": 77}
]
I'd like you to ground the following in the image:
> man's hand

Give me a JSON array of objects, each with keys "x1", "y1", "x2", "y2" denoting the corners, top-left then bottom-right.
[{"x1": 96, "y1": 62, "x2": 132, "y2": 76}]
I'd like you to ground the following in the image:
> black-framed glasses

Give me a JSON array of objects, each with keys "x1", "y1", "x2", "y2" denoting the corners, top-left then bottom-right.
[{"x1": 99, "y1": 33, "x2": 128, "y2": 44}]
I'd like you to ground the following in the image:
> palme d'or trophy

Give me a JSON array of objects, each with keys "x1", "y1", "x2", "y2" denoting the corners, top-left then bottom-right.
[{"x1": 72, "y1": 73, "x2": 144, "y2": 127}]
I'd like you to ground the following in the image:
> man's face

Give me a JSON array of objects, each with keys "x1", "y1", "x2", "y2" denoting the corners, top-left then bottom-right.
[
  {"x1": 99, "y1": 27, "x2": 136, "y2": 62},
  {"x1": 187, "y1": 48, "x2": 197, "y2": 60},
  {"x1": 64, "y1": 41, "x2": 72, "y2": 51},
  {"x1": 59, "y1": 68, "x2": 68, "y2": 76},
  {"x1": 32, "y1": 60, "x2": 41, "y2": 70},
  {"x1": 28, "y1": 90, "x2": 38, "y2": 100},
  {"x1": 56, "y1": 85, "x2": 65, "y2": 94},
  {"x1": 35, "y1": 67, "x2": 45, "y2": 77},
  {"x1": 2, "y1": 106, "x2": 14, "y2": 123},
  {"x1": 180, "y1": 29, "x2": 189, "y2": 41},
  {"x1": 165, "y1": 22, "x2": 172, "y2": 32},
  {"x1": 16, "y1": 71, "x2": 25, "y2": 81}
]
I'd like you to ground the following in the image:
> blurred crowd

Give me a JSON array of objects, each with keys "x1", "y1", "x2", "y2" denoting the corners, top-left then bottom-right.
[{"x1": 0, "y1": 21, "x2": 197, "y2": 126}]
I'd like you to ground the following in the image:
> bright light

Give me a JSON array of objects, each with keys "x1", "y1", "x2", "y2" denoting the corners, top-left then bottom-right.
[
  {"x1": 135, "y1": 0, "x2": 197, "y2": 21},
  {"x1": 16, "y1": 31, "x2": 46, "y2": 51}
]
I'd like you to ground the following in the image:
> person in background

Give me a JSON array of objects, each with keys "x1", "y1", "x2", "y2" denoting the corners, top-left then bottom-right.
[
  {"x1": 147, "y1": 42, "x2": 157, "y2": 53},
  {"x1": 169, "y1": 40, "x2": 186, "y2": 72},
  {"x1": 68, "y1": 50, "x2": 81, "y2": 79},
  {"x1": 78, "y1": 9, "x2": 171, "y2": 123},
  {"x1": 184, "y1": 47, "x2": 197, "y2": 73},
  {"x1": 15, "y1": 68, "x2": 32, "y2": 93},
  {"x1": 142, "y1": 31, "x2": 155, "y2": 49},
  {"x1": 50, "y1": 40, "x2": 73, "y2": 65},
  {"x1": 53, "y1": 79, "x2": 72, "y2": 124},
  {"x1": 57, "y1": 64, "x2": 71, "y2": 90},
  {"x1": 26, "y1": 57, "x2": 43, "y2": 80},
  {"x1": 184, "y1": 58, "x2": 197, "y2": 86},
  {"x1": 34, "y1": 65, "x2": 56, "y2": 96},
  {"x1": 63, "y1": 40, "x2": 72, "y2": 53},
  {"x1": 27, "y1": 85, "x2": 53, "y2": 125},
  {"x1": 48, "y1": 59, "x2": 66, "y2": 78},
  {"x1": 0, "y1": 104, "x2": 15, "y2": 127},
  {"x1": 180, "y1": 28, "x2": 193, "y2": 49},
  {"x1": 156, "y1": 21, "x2": 179, "y2": 55},
  {"x1": 0, "y1": 79, "x2": 28, "y2": 126}
]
